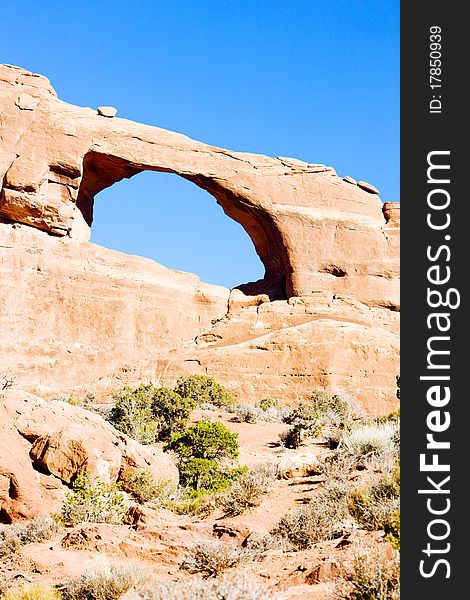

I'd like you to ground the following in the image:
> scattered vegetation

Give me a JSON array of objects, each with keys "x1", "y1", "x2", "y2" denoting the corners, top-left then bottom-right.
[
  {"x1": 133, "y1": 575, "x2": 273, "y2": 600},
  {"x1": 339, "y1": 547, "x2": 400, "y2": 600},
  {"x1": 59, "y1": 472, "x2": 126, "y2": 526},
  {"x1": 218, "y1": 464, "x2": 276, "y2": 516},
  {"x1": 272, "y1": 481, "x2": 350, "y2": 549},
  {"x1": 109, "y1": 384, "x2": 195, "y2": 444},
  {"x1": 227, "y1": 397, "x2": 286, "y2": 423},
  {"x1": 349, "y1": 462, "x2": 400, "y2": 549},
  {"x1": 61, "y1": 561, "x2": 150, "y2": 600},
  {"x1": 340, "y1": 422, "x2": 398, "y2": 460},
  {"x1": 180, "y1": 541, "x2": 248, "y2": 578},
  {"x1": 174, "y1": 375, "x2": 235, "y2": 408},
  {"x1": 279, "y1": 390, "x2": 356, "y2": 448},
  {"x1": 0, "y1": 517, "x2": 60, "y2": 558},
  {"x1": 121, "y1": 470, "x2": 164, "y2": 505},
  {"x1": 2, "y1": 583, "x2": 61, "y2": 600}
]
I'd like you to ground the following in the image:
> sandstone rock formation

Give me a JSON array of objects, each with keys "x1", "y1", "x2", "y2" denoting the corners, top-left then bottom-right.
[
  {"x1": 0, "y1": 389, "x2": 178, "y2": 522},
  {"x1": 0, "y1": 64, "x2": 400, "y2": 412}
]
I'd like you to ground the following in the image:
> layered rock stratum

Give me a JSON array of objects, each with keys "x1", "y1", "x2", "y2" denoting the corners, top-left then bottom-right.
[{"x1": 0, "y1": 64, "x2": 399, "y2": 413}]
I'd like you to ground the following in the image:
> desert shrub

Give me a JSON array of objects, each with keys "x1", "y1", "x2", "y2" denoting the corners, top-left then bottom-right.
[
  {"x1": 165, "y1": 488, "x2": 217, "y2": 516},
  {"x1": 181, "y1": 541, "x2": 247, "y2": 578},
  {"x1": 132, "y1": 574, "x2": 273, "y2": 600},
  {"x1": 109, "y1": 384, "x2": 195, "y2": 444},
  {"x1": 310, "y1": 389, "x2": 350, "y2": 420},
  {"x1": 61, "y1": 561, "x2": 150, "y2": 600},
  {"x1": 218, "y1": 464, "x2": 276, "y2": 516},
  {"x1": 348, "y1": 464, "x2": 400, "y2": 548},
  {"x1": 256, "y1": 397, "x2": 280, "y2": 411},
  {"x1": 109, "y1": 385, "x2": 160, "y2": 444},
  {"x1": 167, "y1": 422, "x2": 240, "y2": 493},
  {"x1": 341, "y1": 422, "x2": 398, "y2": 459},
  {"x1": 228, "y1": 403, "x2": 285, "y2": 423},
  {"x1": 174, "y1": 375, "x2": 234, "y2": 408},
  {"x1": 375, "y1": 408, "x2": 400, "y2": 425},
  {"x1": 0, "y1": 527, "x2": 20, "y2": 558},
  {"x1": 279, "y1": 423, "x2": 305, "y2": 449},
  {"x1": 166, "y1": 421, "x2": 238, "y2": 461},
  {"x1": 272, "y1": 481, "x2": 350, "y2": 549},
  {"x1": 0, "y1": 517, "x2": 59, "y2": 558},
  {"x1": 339, "y1": 547, "x2": 400, "y2": 600},
  {"x1": 60, "y1": 472, "x2": 126, "y2": 526},
  {"x1": 2, "y1": 583, "x2": 61, "y2": 600},
  {"x1": 177, "y1": 459, "x2": 246, "y2": 492},
  {"x1": 151, "y1": 387, "x2": 196, "y2": 441},
  {"x1": 227, "y1": 403, "x2": 262, "y2": 423},
  {"x1": 121, "y1": 470, "x2": 160, "y2": 504}
]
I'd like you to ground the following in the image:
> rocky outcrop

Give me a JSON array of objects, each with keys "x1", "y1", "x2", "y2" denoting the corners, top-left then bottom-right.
[
  {"x1": 0, "y1": 389, "x2": 178, "y2": 522},
  {"x1": 0, "y1": 64, "x2": 400, "y2": 411}
]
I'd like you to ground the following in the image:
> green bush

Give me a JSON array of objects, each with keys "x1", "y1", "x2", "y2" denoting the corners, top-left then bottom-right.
[
  {"x1": 109, "y1": 385, "x2": 160, "y2": 444},
  {"x1": 109, "y1": 384, "x2": 195, "y2": 443},
  {"x1": 256, "y1": 398, "x2": 280, "y2": 411},
  {"x1": 272, "y1": 481, "x2": 350, "y2": 549},
  {"x1": 310, "y1": 389, "x2": 350, "y2": 420},
  {"x1": 166, "y1": 421, "x2": 240, "y2": 494},
  {"x1": 166, "y1": 421, "x2": 238, "y2": 461},
  {"x1": 60, "y1": 472, "x2": 126, "y2": 526},
  {"x1": 177, "y1": 459, "x2": 245, "y2": 492},
  {"x1": 174, "y1": 375, "x2": 234, "y2": 407}
]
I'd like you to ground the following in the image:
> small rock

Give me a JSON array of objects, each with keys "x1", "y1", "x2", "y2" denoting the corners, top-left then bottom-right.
[
  {"x1": 357, "y1": 180, "x2": 380, "y2": 194},
  {"x1": 343, "y1": 176, "x2": 357, "y2": 185},
  {"x1": 15, "y1": 94, "x2": 39, "y2": 111},
  {"x1": 97, "y1": 106, "x2": 117, "y2": 118}
]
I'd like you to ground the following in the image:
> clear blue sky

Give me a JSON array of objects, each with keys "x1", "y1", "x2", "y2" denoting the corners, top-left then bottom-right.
[{"x1": 2, "y1": 1, "x2": 399, "y2": 288}]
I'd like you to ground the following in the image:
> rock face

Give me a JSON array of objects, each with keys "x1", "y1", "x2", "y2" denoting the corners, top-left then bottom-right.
[
  {"x1": 0, "y1": 64, "x2": 400, "y2": 412},
  {"x1": 0, "y1": 389, "x2": 178, "y2": 522}
]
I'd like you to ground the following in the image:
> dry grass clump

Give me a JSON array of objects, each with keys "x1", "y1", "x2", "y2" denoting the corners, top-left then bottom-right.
[
  {"x1": 338, "y1": 547, "x2": 400, "y2": 599},
  {"x1": 131, "y1": 574, "x2": 273, "y2": 600},
  {"x1": 61, "y1": 561, "x2": 150, "y2": 600},
  {"x1": 0, "y1": 517, "x2": 60, "y2": 558},
  {"x1": 340, "y1": 422, "x2": 397, "y2": 459},
  {"x1": 271, "y1": 481, "x2": 351, "y2": 549},
  {"x1": 2, "y1": 583, "x2": 60, "y2": 600},
  {"x1": 218, "y1": 464, "x2": 276, "y2": 516},
  {"x1": 180, "y1": 541, "x2": 249, "y2": 578}
]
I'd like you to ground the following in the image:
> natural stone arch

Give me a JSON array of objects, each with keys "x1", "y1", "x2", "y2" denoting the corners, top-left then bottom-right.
[
  {"x1": 77, "y1": 151, "x2": 291, "y2": 299},
  {"x1": 0, "y1": 64, "x2": 399, "y2": 308}
]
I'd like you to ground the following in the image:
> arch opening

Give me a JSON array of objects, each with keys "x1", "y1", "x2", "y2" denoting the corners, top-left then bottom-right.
[{"x1": 77, "y1": 151, "x2": 290, "y2": 298}]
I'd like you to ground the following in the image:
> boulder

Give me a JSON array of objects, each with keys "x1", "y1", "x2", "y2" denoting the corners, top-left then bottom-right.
[{"x1": 0, "y1": 389, "x2": 178, "y2": 522}]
